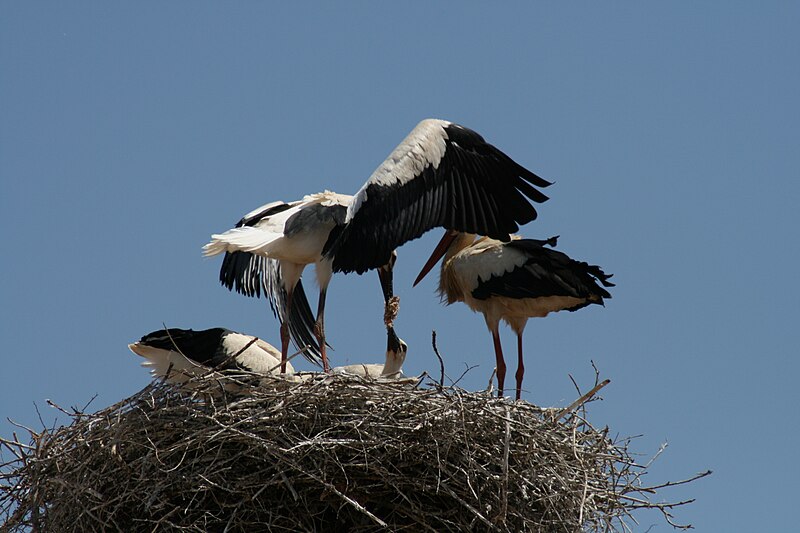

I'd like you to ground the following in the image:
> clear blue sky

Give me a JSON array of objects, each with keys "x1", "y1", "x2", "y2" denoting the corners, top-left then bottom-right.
[{"x1": 2, "y1": 3, "x2": 798, "y2": 531}]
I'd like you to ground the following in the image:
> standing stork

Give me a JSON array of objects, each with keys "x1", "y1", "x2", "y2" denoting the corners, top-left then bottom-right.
[
  {"x1": 414, "y1": 233, "x2": 614, "y2": 400},
  {"x1": 203, "y1": 119, "x2": 552, "y2": 373}
]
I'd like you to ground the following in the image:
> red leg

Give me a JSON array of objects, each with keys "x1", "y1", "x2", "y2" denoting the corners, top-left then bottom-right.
[
  {"x1": 492, "y1": 328, "x2": 506, "y2": 397},
  {"x1": 515, "y1": 333, "x2": 525, "y2": 401}
]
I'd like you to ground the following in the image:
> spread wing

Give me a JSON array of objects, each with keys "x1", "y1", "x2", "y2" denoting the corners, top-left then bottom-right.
[{"x1": 326, "y1": 119, "x2": 552, "y2": 274}]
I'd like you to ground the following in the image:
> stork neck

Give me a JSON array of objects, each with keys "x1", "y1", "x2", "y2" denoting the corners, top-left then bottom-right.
[
  {"x1": 437, "y1": 233, "x2": 478, "y2": 305},
  {"x1": 382, "y1": 349, "x2": 405, "y2": 376}
]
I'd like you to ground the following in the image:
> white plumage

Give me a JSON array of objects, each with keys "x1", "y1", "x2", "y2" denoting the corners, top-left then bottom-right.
[
  {"x1": 204, "y1": 119, "x2": 552, "y2": 374},
  {"x1": 346, "y1": 119, "x2": 449, "y2": 220}
]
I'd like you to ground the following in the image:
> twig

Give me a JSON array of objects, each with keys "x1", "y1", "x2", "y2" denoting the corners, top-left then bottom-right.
[
  {"x1": 555, "y1": 379, "x2": 611, "y2": 420},
  {"x1": 431, "y1": 330, "x2": 445, "y2": 390},
  {"x1": 266, "y1": 344, "x2": 313, "y2": 374},
  {"x1": 451, "y1": 364, "x2": 478, "y2": 387},
  {"x1": 486, "y1": 368, "x2": 497, "y2": 394},
  {"x1": 499, "y1": 405, "x2": 511, "y2": 522},
  {"x1": 633, "y1": 470, "x2": 712, "y2": 493}
]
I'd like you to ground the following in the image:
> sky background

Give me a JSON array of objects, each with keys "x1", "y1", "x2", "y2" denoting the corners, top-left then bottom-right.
[{"x1": 2, "y1": 3, "x2": 798, "y2": 531}]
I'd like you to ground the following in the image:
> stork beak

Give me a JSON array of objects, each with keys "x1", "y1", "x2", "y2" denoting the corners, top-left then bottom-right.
[
  {"x1": 387, "y1": 326, "x2": 401, "y2": 354},
  {"x1": 413, "y1": 230, "x2": 458, "y2": 287},
  {"x1": 377, "y1": 251, "x2": 396, "y2": 302},
  {"x1": 128, "y1": 342, "x2": 144, "y2": 356}
]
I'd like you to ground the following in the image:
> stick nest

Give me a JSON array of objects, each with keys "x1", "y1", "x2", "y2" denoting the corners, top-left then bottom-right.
[{"x1": 1, "y1": 375, "x2": 706, "y2": 532}]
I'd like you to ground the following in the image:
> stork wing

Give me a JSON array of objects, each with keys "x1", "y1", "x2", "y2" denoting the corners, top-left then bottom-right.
[
  {"x1": 471, "y1": 239, "x2": 614, "y2": 306},
  {"x1": 325, "y1": 119, "x2": 552, "y2": 274},
  {"x1": 218, "y1": 251, "x2": 323, "y2": 366}
]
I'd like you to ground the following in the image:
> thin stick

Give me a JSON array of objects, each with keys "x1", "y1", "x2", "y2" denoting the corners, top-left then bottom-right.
[
  {"x1": 499, "y1": 405, "x2": 511, "y2": 522},
  {"x1": 486, "y1": 368, "x2": 497, "y2": 394},
  {"x1": 266, "y1": 344, "x2": 313, "y2": 374},
  {"x1": 431, "y1": 330, "x2": 445, "y2": 390},
  {"x1": 555, "y1": 379, "x2": 611, "y2": 420}
]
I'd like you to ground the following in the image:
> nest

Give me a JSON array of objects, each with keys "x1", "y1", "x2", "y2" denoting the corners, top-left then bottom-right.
[{"x1": 1, "y1": 374, "x2": 707, "y2": 532}]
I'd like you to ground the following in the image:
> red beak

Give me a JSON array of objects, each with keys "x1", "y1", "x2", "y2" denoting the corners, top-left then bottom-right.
[{"x1": 413, "y1": 230, "x2": 458, "y2": 287}]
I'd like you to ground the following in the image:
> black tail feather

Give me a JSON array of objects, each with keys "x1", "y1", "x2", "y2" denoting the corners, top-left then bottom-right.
[{"x1": 218, "y1": 251, "x2": 323, "y2": 366}]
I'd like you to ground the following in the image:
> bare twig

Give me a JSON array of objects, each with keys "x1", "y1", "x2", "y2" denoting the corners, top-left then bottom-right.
[
  {"x1": 555, "y1": 379, "x2": 611, "y2": 420},
  {"x1": 431, "y1": 330, "x2": 445, "y2": 390},
  {"x1": 487, "y1": 368, "x2": 497, "y2": 394},
  {"x1": 266, "y1": 344, "x2": 313, "y2": 374}
]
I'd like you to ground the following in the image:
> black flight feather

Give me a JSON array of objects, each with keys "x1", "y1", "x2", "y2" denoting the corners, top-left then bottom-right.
[{"x1": 326, "y1": 122, "x2": 552, "y2": 274}]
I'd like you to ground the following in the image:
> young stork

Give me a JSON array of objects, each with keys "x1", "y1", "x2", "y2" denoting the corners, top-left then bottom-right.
[
  {"x1": 129, "y1": 327, "x2": 292, "y2": 389},
  {"x1": 332, "y1": 327, "x2": 408, "y2": 379},
  {"x1": 414, "y1": 233, "x2": 614, "y2": 400},
  {"x1": 203, "y1": 118, "x2": 552, "y2": 374}
]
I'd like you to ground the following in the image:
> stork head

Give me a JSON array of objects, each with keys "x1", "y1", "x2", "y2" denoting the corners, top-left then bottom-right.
[
  {"x1": 382, "y1": 326, "x2": 408, "y2": 377},
  {"x1": 414, "y1": 230, "x2": 477, "y2": 287}
]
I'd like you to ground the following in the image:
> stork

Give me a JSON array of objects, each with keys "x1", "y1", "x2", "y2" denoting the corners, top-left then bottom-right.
[
  {"x1": 332, "y1": 326, "x2": 408, "y2": 379},
  {"x1": 203, "y1": 118, "x2": 552, "y2": 374},
  {"x1": 414, "y1": 233, "x2": 614, "y2": 400},
  {"x1": 129, "y1": 327, "x2": 292, "y2": 390}
]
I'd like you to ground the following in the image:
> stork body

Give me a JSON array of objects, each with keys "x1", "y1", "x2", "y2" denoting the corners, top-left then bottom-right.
[
  {"x1": 204, "y1": 118, "x2": 552, "y2": 374},
  {"x1": 129, "y1": 327, "x2": 292, "y2": 390},
  {"x1": 203, "y1": 192, "x2": 349, "y2": 372},
  {"x1": 415, "y1": 233, "x2": 613, "y2": 400}
]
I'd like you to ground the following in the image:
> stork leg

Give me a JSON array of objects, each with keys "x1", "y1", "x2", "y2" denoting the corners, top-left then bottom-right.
[
  {"x1": 279, "y1": 288, "x2": 295, "y2": 374},
  {"x1": 378, "y1": 261, "x2": 394, "y2": 303},
  {"x1": 314, "y1": 288, "x2": 330, "y2": 372},
  {"x1": 515, "y1": 333, "x2": 524, "y2": 401},
  {"x1": 491, "y1": 328, "x2": 506, "y2": 397},
  {"x1": 378, "y1": 254, "x2": 403, "y2": 369}
]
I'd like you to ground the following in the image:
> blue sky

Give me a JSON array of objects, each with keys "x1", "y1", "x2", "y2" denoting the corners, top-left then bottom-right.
[{"x1": 2, "y1": 3, "x2": 798, "y2": 531}]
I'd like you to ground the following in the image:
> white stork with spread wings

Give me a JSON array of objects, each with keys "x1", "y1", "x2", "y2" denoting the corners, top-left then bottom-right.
[{"x1": 203, "y1": 119, "x2": 552, "y2": 373}]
